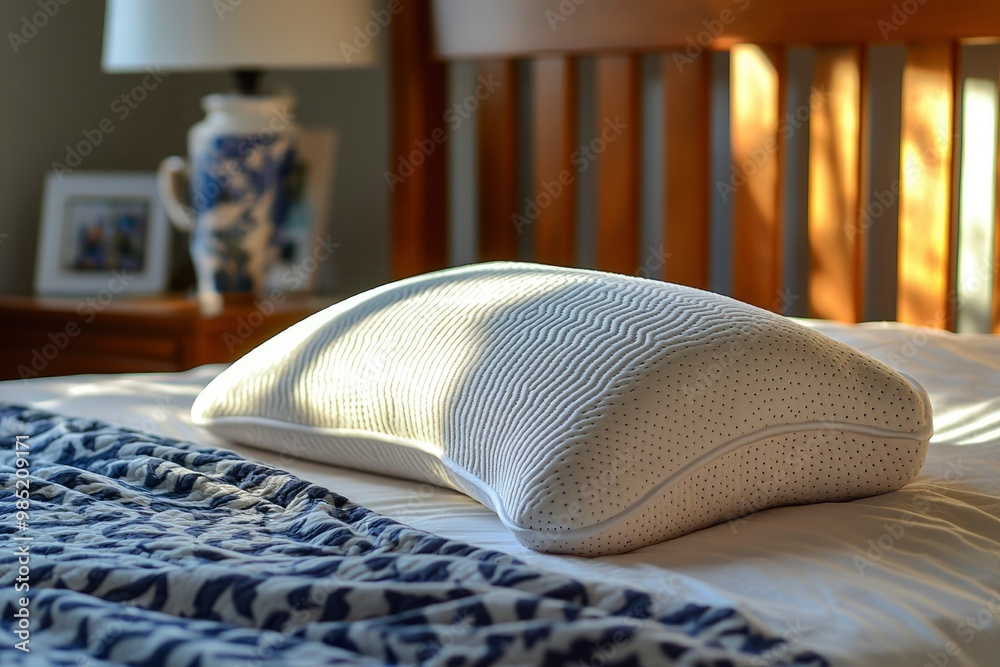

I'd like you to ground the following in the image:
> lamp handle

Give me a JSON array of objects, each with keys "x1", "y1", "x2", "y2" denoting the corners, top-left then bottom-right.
[{"x1": 157, "y1": 156, "x2": 196, "y2": 232}]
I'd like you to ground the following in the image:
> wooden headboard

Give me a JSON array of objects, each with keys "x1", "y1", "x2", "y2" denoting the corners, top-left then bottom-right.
[{"x1": 389, "y1": 0, "x2": 1000, "y2": 333}]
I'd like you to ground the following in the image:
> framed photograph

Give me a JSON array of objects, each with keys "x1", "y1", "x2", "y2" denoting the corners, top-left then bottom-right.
[
  {"x1": 35, "y1": 171, "x2": 169, "y2": 296},
  {"x1": 267, "y1": 127, "x2": 337, "y2": 293}
]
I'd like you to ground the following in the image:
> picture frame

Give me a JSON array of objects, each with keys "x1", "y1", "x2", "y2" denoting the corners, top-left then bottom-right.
[
  {"x1": 267, "y1": 127, "x2": 338, "y2": 293},
  {"x1": 35, "y1": 171, "x2": 169, "y2": 296}
]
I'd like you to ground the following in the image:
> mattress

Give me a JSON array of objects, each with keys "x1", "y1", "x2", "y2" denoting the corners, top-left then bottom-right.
[{"x1": 2, "y1": 320, "x2": 999, "y2": 666}]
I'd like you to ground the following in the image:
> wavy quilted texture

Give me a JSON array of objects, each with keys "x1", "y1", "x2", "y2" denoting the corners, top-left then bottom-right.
[
  {"x1": 193, "y1": 262, "x2": 933, "y2": 555},
  {"x1": 0, "y1": 405, "x2": 831, "y2": 667}
]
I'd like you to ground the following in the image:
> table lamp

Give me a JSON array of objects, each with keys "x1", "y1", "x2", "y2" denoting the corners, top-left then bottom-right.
[{"x1": 102, "y1": 0, "x2": 376, "y2": 314}]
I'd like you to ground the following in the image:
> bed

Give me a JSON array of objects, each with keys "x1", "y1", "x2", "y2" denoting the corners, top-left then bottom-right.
[{"x1": 3, "y1": 0, "x2": 1000, "y2": 665}]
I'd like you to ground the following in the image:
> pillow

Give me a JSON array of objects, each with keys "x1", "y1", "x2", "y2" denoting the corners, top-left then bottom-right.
[{"x1": 193, "y1": 262, "x2": 932, "y2": 556}]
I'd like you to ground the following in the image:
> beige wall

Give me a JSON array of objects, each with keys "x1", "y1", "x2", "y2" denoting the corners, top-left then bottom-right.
[{"x1": 0, "y1": 0, "x2": 390, "y2": 297}]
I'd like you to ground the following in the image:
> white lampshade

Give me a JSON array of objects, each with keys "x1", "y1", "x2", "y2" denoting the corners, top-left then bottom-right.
[{"x1": 103, "y1": 0, "x2": 377, "y2": 72}]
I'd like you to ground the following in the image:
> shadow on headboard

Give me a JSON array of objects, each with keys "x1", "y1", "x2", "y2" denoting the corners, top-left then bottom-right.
[{"x1": 389, "y1": 0, "x2": 1000, "y2": 333}]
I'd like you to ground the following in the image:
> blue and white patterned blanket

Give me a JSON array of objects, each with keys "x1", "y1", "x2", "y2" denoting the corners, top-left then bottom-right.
[{"x1": 0, "y1": 405, "x2": 828, "y2": 666}]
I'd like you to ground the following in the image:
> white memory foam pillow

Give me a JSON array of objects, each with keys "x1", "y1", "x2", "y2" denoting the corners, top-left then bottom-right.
[{"x1": 193, "y1": 262, "x2": 933, "y2": 556}]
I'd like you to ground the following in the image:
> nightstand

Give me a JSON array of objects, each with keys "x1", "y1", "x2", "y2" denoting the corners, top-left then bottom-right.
[{"x1": 0, "y1": 294, "x2": 334, "y2": 380}]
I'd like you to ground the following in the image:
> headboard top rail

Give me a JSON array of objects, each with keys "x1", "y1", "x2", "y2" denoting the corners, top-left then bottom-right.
[{"x1": 432, "y1": 0, "x2": 1000, "y2": 59}]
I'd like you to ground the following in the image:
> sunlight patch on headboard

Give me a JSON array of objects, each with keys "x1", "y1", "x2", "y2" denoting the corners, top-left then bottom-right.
[{"x1": 956, "y1": 45, "x2": 1000, "y2": 334}]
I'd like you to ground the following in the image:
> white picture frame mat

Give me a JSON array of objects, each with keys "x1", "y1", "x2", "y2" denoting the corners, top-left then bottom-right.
[{"x1": 35, "y1": 171, "x2": 169, "y2": 296}]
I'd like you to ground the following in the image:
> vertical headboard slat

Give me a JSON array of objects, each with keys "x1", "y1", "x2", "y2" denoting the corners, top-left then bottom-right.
[
  {"x1": 730, "y1": 44, "x2": 785, "y2": 310},
  {"x1": 531, "y1": 57, "x2": 578, "y2": 266},
  {"x1": 594, "y1": 55, "x2": 642, "y2": 274},
  {"x1": 663, "y1": 54, "x2": 710, "y2": 289},
  {"x1": 476, "y1": 60, "x2": 520, "y2": 262},
  {"x1": 808, "y1": 46, "x2": 863, "y2": 322},
  {"x1": 995, "y1": 221, "x2": 1000, "y2": 333},
  {"x1": 954, "y1": 44, "x2": 1000, "y2": 333},
  {"x1": 390, "y1": 0, "x2": 448, "y2": 278},
  {"x1": 897, "y1": 43, "x2": 958, "y2": 329}
]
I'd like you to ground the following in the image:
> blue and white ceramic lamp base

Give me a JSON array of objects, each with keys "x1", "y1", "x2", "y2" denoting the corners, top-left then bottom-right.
[{"x1": 159, "y1": 93, "x2": 298, "y2": 316}]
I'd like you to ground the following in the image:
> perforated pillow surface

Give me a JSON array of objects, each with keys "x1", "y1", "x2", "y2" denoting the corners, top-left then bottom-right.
[{"x1": 192, "y1": 262, "x2": 933, "y2": 556}]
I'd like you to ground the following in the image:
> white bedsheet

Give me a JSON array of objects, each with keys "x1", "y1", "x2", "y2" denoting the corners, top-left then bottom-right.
[{"x1": 2, "y1": 321, "x2": 999, "y2": 666}]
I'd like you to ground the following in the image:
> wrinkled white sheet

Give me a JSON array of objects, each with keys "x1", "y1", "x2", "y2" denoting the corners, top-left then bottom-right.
[{"x1": 2, "y1": 321, "x2": 998, "y2": 666}]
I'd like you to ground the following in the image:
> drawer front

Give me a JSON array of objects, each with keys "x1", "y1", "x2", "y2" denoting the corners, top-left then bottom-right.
[{"x1": 0, "y1": 326, "x2": 181, "y2": 380}]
